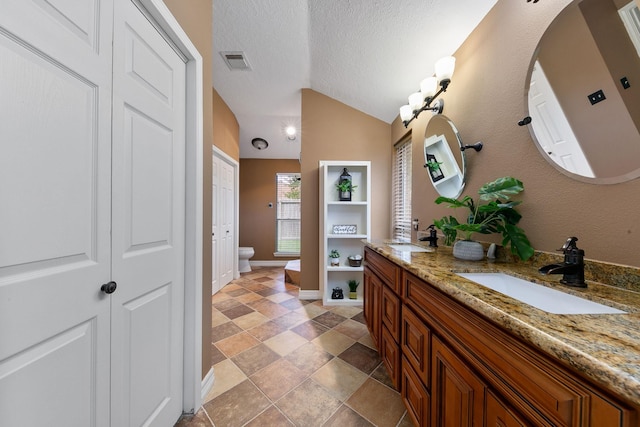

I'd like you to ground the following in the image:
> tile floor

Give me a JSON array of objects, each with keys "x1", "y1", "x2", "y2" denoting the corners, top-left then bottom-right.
[{"x1": 175, "y1": 267, "x2": 412, "y2": 427}]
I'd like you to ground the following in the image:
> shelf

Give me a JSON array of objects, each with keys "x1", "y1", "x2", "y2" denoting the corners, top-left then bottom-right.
[
  {"x1": 325, "y1": 297, "x2": 364, "y2": 306},
  {"x1": 433, "y1": 172, "x2": 461, "y2": 188},
  {"x1": 327, "y1": 266, "x2": 364, "y2": 272},
  {"x1": 320, "y1": 161, "x2": 370, "y2": 306},
  {"x1": 327, "y1": 201, "x2": 368, "y2": 206}
]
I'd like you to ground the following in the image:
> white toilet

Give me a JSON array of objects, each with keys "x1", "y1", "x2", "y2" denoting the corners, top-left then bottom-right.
[{"x1": 238, "y1": 247, "x2": 255, "y2": 273}]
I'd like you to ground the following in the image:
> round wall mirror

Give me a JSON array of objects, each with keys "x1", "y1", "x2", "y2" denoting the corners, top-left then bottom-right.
[
  {"x1": 424, "y1": 115, "x2": 466, "y2": 198},
  {"x1": 526, "y1": 0, "x2": 640, "y2": 184}
]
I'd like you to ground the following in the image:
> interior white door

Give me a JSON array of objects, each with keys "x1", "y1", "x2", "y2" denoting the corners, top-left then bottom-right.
[
  {"x1": 212, "y1": 154, "x2": 235, "y2": 292},
  {"x1": 0, "y1": 1, "x2": 113, "y2": 426},
  {"x1": 219, "y1": 159, "x2": 235, "y2": 286},
  {"x1": 110, "y1": 0, "x2": 186, "y2": 425},
  {"x1": 528, "y1": 61, "x2": 594, "y2": 177},
  {"x1": 212, "y1": 156, "x2": 220, "y2": 294}
]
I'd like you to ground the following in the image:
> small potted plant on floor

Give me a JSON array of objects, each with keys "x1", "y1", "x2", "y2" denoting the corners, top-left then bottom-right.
[
  {"x1": 347, "y1": 279, "x2": 360, "y2": 299},
  {"x1": 329, "y1": 249, "x2": 340, "y2": 266},
  {"x1": 433, "y1": 176, "x2": 534, "y2": 261}
]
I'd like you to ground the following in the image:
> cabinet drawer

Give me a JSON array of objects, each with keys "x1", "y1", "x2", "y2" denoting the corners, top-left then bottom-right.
[
  {"x1": 381, "y1": 324, "x2": 400, "y2": 390},
  {"x1": 381, "y1": 285, "x2": 401, "y2": 340},
  {"x1": 401, "y1": 356, "x2": 430, "y2": 427},
  {"x1": 401, "y1": 305, "x2": 431, "y2": 389},
  {"x1": 364, "y1": 248, "x2": 400, "y2": 294}
]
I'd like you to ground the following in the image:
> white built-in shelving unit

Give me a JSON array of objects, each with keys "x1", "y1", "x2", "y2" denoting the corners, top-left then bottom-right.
[
  {"x1": 319, "y1": 161, "x2": 371, "y2": 306},
  {"x1": 424, "y1": 133, "x2": 464, "y2": 198}
]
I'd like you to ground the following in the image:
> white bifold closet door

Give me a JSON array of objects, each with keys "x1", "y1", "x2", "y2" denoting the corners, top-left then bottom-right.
[{"x1": 0, "y1": 0, "x2": 187, "y2": 425}]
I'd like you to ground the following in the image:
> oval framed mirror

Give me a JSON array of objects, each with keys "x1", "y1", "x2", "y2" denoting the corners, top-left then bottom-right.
[
  {"x1": 424, "y1": 114, "x2": 466, "y2": 198},
  {"x1": 526, "y1": 0, "x2": 640, "y2": 184}
]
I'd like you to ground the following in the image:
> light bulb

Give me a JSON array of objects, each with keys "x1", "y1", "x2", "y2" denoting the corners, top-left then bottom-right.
[
  {"x1": 285, "y1": 126, "x2": 296, "y2": 140},
  {"x1": 420, "y1": 77, "x2": 437, "y2": 98},
  {"x1": 408, "y1": 92, "x2": 424, "y2": 111},
  {"x1": 400, "y1": 105, "x2": 413, "y2": 122},
  {"x1": 435, "y1": 56, "x2": 456, "y2": 83}
]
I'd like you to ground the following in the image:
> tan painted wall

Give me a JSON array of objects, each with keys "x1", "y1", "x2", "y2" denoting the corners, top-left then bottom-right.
[
  {"x1": 239, "y1": 159, "x2": 301, "y2": 260},
  {"x1": 301, "y1": 89, "x2": 392, "y2": 292},
  {"x1": 213, "y1": 89, "x2": 240, "y2": 161},
  {"x1": 163, "y1": 0, "x2": 213, "y2": 379},
  {"x1": 394, "y1": 0, "x2": 640, "y2": 268}
]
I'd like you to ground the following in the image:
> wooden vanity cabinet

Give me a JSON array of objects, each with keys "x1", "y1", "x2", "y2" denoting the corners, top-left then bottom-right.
[
  {"x1": 402, "y1": 270, "x2": 637, "y2": 427},
  {"x1": 362, "y1": 247, "x2": 638, "y2": 426},
  {"x1": 364, "y1": 248, "x2": 401, "y2": 388}
]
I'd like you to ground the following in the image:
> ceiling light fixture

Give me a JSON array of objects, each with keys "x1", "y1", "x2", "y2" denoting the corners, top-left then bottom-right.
[
  {"x1": 285, "y1": 126, "x2": 297, "y2": 141},
  {"x1": 251, "y1": 137, "x2": 269, "y2": 150},
  {"x1": 399, "y1": 56, "x2": 456, "y2": 128}
]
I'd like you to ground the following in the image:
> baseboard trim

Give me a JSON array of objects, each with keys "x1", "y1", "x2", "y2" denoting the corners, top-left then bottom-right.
[
  {"x1": 250, "y1": 260, "x2": 288, "y2": 267},
  {"x1": 201, "y1": 367, "x2": 214, "y2": 402},
  {"x1": 299, "y1": 289, "x2": 321, "y2": 300}
]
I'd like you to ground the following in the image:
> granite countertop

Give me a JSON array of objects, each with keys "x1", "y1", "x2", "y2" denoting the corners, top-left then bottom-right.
[{"x1": 364, "y1": 239, "x2": 640, "y2": 407}]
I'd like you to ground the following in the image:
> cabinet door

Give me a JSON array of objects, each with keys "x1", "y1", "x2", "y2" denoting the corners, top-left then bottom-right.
[
  {"x1": 401, "y1": 306, "x2": 431, "y2": 388},
  {"x1": 486, "y1": 390, "x2": 528, "y2": 427},
  {"x1": 381, "y1": 325, "x2": 401, "y2": 390},
  {"x1": 432, "y1": 335, "x2": 486, "y2": 427},
  {"x1": 402, "y1": 356, "x2": 430, "y2": 427},
  {"x1": 381, "y1": 285, "x2": 401, "y2": 340},
  {"x1": 363, "y1": 266, "x2": 381, "y2": 348}
]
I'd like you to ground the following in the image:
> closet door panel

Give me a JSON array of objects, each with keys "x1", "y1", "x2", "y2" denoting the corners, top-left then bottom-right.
[{"x1": 0, "y1": 1, "x2": 113, "y2": 426}]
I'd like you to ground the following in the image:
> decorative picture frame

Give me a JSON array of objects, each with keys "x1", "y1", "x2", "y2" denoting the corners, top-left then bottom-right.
[{"x1": 332, "y1": 224, "x2": 357, "y2": 234}]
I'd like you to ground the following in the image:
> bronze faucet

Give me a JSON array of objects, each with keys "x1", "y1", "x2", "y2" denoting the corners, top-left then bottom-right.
[{"x1": 539, "y1": 237, "x2": 586, "y2": 287}]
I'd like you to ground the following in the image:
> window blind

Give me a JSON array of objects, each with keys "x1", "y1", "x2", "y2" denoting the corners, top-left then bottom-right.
[{"x1": 393, "y1": 138, "x2": 412, "y2": 241}]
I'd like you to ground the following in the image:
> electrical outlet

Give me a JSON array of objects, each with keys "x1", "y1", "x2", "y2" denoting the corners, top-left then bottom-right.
[
  {"x1": 588, "y1": 89, "x2": 606, "y2": 105},
  {"x1": 621, "y1": 77, "x2": 631, "y2": 89}
]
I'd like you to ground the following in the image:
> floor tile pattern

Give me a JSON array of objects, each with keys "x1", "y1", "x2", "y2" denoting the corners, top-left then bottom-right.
[{"x1": 175, "y1": 267, "x2": 413, "y2": 427}]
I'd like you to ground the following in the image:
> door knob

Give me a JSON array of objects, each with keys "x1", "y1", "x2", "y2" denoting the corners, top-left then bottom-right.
[{"x1": 101, "y1": 281, "x2": 117, "y2": 294}]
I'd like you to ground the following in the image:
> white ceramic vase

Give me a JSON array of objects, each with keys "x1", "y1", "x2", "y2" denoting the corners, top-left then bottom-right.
[{"x1": 453, "y1": 240, "x2": 485, "y2": 261}]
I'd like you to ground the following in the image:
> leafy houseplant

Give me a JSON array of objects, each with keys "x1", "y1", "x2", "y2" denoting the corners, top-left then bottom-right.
[
  {"x1": 336, "y1": 181, "x2": 357, "y2": 194},
  {"x1": 329, "y1": 249, "x2": 340, "y2": 266},
  {"x1": 425, "y1": 154, "x2": 445, "y2": 182},
  {"x1": 433, "y1": 176, "x2": 534, "y2": 261},
  {"x1": 347, "y1": 279, "x2": 360, "y2": 299}
]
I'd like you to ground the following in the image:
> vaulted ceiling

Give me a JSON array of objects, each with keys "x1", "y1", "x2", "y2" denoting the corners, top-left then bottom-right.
[{"x1": 212, "y1": 0, "x2": 498, "y2": 159}]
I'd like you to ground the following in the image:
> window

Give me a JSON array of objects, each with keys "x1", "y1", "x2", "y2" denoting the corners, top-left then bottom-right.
[
  {"x1": 393, "y1": 137, "x2": 412, "y2": 241},
  {"x1": 276, "y1": 173, "x2": 301, "y2": 255}
]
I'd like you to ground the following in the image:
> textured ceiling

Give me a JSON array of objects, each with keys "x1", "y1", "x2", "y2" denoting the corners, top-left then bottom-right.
[{"x1": 212, "y1": 0, "x2": 498, "y2": 159}]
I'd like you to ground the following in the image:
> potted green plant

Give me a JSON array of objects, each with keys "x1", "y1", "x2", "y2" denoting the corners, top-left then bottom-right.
[
  {"x1": 433, "y1": 176, "x2": 534, "y2": 261},
  {"x1": 329, "y1": 249, "x2": 340, "y2": 266},
  {"x1": 347, "y1": 279, "x2": 360, "y2": 299},
  {"x1": 336, "y1": 181, "x2": 357, "y2": 201},
  {"x1": 425, "y1": 154, "x2": 445, "y2": 182}
]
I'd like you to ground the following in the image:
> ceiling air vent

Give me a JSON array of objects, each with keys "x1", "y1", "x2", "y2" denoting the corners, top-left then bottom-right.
[{"x1": 220, "y1": 51, "x2": 251, "y2": 71}]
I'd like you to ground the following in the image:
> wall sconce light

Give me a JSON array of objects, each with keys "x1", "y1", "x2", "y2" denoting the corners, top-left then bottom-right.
[{"x1": 400, "y1": 56, "x2": 456, "y2": 128}]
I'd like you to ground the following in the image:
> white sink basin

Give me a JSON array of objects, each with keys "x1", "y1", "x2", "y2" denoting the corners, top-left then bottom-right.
[
  {"x1": 455, "y1": 272, "x2": 625, "y2": 315},
  {"x1": 388, "y1": 244, "x2": 431, "y2": 253}
]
